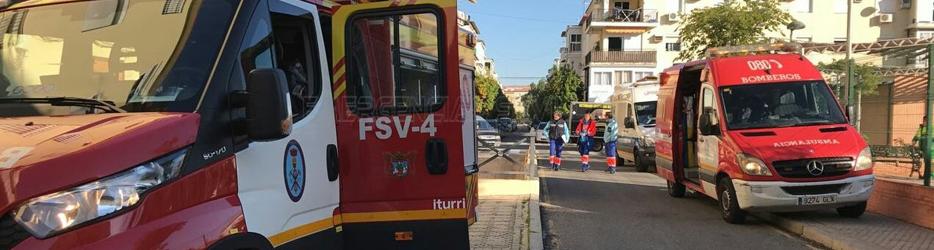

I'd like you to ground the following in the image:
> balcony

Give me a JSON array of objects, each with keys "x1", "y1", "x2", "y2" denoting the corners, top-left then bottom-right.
[
  {"x1": 585, "y1": 50, "x2": 656, "y2": 65},
  {"x1": 586, "y1": 8, "x2": 658, "y2": 30}
]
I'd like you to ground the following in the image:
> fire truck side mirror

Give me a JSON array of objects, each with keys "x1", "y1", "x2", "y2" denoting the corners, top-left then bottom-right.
[{"x1": 245, "y1": 68, "x2": 292, "y2": 141}]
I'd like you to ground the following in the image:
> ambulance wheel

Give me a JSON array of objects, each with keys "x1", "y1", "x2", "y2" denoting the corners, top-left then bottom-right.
[
  {"x1": 634, "y1": 148, "x2": 648, "y2": 172},
  {"x1": 718, "y1": 177, "x2": 746, "y2": 224},
  {"x1": 837, "y1": 202, "x2": 867, "y2": 218},
  {"x1": 667, "y1": 181, "x2": 685, "y2": 198},
  {"x1": 591, "y1": 141, "x2": 604, "y2": 152}
]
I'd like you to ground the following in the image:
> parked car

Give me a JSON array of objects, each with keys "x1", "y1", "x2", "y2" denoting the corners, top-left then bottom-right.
[
  {"x1": 498, "y1": 117, "x2": 517, "y2": 132},
  {"x1": 535, "y1": 122, "x2": 548, "y2": 143},
  {"x1": 476, "y1": 116, "x2": 501, "y2": 149}
]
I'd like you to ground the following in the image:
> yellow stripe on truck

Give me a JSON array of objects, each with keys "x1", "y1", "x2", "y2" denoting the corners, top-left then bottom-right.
[
  {"x1": 342, "y1": 209, "x2": 467, "y2": 223},
  {"x1": 268, "y1": 218, "x2": 334, "y2": 247}
]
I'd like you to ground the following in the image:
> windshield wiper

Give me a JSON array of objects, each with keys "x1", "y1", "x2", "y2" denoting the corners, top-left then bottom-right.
[{"x1": 0, "y1": 97, "x2": 126, "y2": 113}]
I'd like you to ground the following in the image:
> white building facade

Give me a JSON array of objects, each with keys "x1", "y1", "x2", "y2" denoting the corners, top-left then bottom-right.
[{"x1": 558, "y1": 0, "x2": 917, "y2": 103}]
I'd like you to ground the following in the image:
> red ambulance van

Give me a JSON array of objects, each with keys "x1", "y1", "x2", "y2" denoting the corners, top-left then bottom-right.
[
  {"x1": 0, "y1": 0, "x2": 475, "y2": 249},
  {"x1": 655, "y1": 44, "x2": 874, "y2": 224}
]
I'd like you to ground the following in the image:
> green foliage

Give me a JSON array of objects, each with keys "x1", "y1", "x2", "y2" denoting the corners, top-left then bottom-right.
[
  {"x1": 677, "y1": 0, "x2": 792, "y2": 61},
  {"x1": 522, "y1": 65, "x2": 582, "y2": 123},
  {"x1": 475, "y1": 74, "x2": 500, "y2": 116},
  {"x1": 474, "y1": 74, "x2": 515, "y2": 118},
  {"x1": 817, "y1": 59, "x2": 882, "y2": 96}
]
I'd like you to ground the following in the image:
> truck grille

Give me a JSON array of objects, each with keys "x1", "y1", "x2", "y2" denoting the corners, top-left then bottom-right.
[
  {"x1": 772, "y1": 157, "x2": 853, "y2": 178},
  {"x1": 1, "y1": 214, "x2": 30, "y2": 249},
  {"x1": 781, "y1": 184, "x2": 847, "y2": 195}
]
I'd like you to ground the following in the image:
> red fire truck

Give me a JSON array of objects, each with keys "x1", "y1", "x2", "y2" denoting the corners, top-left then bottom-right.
[
  {"x1": 655, "y1": 44, "x2": 874, "y2": 224},
  {"x1": 0, "y1": 0, "x2": 476, "y2": 249}
]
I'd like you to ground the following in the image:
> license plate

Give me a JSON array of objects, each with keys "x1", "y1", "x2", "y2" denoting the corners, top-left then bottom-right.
[{"x1": 797, "y1": 195, "x2": 836, "y2": 205}]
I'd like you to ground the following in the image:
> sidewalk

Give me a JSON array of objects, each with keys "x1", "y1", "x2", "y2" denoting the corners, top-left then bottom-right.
[
  {"x1": 469, "y1": 179, "x2": 543, "y2": 250},
  {"x1": 757, "y1": 211, "x2": 934, "y2": 250}
]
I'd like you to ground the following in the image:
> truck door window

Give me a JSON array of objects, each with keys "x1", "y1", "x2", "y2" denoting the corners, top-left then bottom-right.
[
  {"x1": 272, "y1": 14, "x2": 322, "y2": 120},
  {"x1": 346, "y1": 11, "x2": 443, "y2": 114}
]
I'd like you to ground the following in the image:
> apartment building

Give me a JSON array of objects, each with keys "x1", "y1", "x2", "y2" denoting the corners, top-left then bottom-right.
[
  {"x1": 558, "y1": 0, "x2": 934, "y2": 146},
  {"x1": 458, "y1": 10, "x2": 499, "y2": 79},
  {"x1": 558, "y1": 0, "x2": 917, "y2": 103}
]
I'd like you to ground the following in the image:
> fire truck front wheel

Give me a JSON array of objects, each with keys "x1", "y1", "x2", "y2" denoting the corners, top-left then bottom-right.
[
  {"x1": 837, "y1": 201, "x2": 867, "y2": 218},
  {"x1": 667, "y1": 180, "x2": 685, "y2": 197},
  {"x1": 718, "y1": 177, "x2": 747, "y2": 224}
]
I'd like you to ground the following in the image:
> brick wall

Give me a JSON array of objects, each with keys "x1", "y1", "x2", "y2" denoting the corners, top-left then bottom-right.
[{"x1": 867, "y1": 179, "x2": 934, "y2": 230}]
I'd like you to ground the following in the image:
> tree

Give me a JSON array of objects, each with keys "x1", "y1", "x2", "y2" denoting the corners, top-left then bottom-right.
[
  {"x1": 677, "y1": 0, "x2": 792, "y2": 60},
  {"x1": 817, "y1": 59, "x2": 882, "y2": 96},
  {"x1": 475, "y1": 74, "x2": 500, "y2": 116},
  {"x1": 522, "y1": 65, "x2": 582, "y2": 123}
]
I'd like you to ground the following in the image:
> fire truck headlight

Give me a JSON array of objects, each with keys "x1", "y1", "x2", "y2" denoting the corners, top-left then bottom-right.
[
  {"x1": 12, "y1": 149, "x2": 188, "y2": 238},
  {"x1": 737, "y1": 153, "x2": 772, "y2": 176},
  {"x1": 855, "y1": 147, "x2": 873, "y2": 171}
]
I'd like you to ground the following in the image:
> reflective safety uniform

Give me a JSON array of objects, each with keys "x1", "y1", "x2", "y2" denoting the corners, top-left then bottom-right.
[
  {"x1": 603, "y1": 119, "x2": 619, "y2": 174},
  {"x1": 576, "y1": 119, "x2": 597, "y2": 171},
  {"x1": 543, "y1": 119, "x2": 570, "y2": 171}
]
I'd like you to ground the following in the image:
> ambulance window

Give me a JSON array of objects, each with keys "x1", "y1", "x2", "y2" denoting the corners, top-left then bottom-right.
[{"x1": 346, "y1": 10, "x2": 444, "y2": 115}]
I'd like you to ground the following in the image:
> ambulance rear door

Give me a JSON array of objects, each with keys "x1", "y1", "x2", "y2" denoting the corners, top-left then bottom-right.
[{"x1": 329, "y1": 0, "x2": 469, "y2": 248}]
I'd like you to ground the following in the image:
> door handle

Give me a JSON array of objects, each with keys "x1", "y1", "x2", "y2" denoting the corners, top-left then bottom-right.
[
  {"x1": 326, "y1": 144, "x2": 339, "y2": 181},
  {"x1": 425, "y1": 138, "x2": 448, "y2": 175}
]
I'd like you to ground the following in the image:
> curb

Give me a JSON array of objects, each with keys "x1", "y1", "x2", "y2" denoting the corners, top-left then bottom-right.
[
  {"x1": 529, "y1": 178, "x2": 544, "y2": 250},
  {"x1": 754, "y1": 213, "x2": 885, "y2": 250}
]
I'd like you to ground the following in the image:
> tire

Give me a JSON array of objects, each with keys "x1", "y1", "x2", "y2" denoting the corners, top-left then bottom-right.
[
  {"x1": 667, "y1": 180, "x2": 686, "y2": 197},
  {"x1": 634, "y1": 148, "x2": 648, "y2": 172},
  {"x1": 718, "y1": 177, "x2": 746, "y2": 224},
  {"x1": 837, "y1": 202, "x2": 867, "y2": 218},
  {"x1": 591, "y1": 141, "x2": 604, "y2": 152}
]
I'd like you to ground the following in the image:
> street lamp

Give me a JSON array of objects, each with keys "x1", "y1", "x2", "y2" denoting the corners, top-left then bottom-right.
[{"x1": 787, "y1": 19, "x2": 805, "y2": 42}]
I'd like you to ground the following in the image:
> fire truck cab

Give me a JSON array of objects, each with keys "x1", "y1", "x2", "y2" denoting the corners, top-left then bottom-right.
[
  {"x1": 0, "y1": 0, "x2": 475, "y2": 249},
  {"x1": 655, "y1": 44, "x2": 875, "y2": 224}
]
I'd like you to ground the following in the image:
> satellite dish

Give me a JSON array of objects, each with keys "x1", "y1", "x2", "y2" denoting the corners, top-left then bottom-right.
[{"x1": 786, "y1": 19, "x2": 805, "y2": 31}]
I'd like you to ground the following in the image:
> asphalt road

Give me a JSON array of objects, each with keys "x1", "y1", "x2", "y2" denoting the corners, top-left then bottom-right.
[{"x1": 537, "y1": 144, "x2": 820, "y2": 250}]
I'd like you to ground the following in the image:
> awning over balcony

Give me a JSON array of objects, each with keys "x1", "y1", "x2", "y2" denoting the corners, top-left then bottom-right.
[
  {"x1": 605, "y1": 28, "x2": 647, "y2": 34},
  {"x1": 586, "y1": 51, "x2": 656, "y2": 65}
]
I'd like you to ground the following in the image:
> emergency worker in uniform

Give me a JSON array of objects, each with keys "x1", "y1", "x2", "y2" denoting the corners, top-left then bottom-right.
[
  {"x1": 576, "y1": 112, "x2": 597, "y2": 172},
  {"x1": 603, "y1": 111, "x2": 619, "y2": 174},
  {"x1": 543, "y1": 112, "x2": 570, "y2": 171}
]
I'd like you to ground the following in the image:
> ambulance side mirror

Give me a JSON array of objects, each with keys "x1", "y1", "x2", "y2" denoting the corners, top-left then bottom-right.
[
  {"x1": 623, "y1": 117, "x2": 636, "y2": 129},
  {"x1": 245, "y1": 68, "x2": 292, "y2": 141},
  {"x1": 699, "y1": 108, "x2": 721, "y2": 136}
]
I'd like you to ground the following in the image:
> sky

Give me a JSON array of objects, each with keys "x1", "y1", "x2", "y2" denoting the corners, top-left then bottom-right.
[{"x1": 457, "y1": 0, "x2": 588, "y2": 86}]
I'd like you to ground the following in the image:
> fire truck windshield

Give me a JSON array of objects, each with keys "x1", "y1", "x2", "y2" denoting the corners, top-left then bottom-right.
[
  {"x1": 720, "y1": 81, "x2": 847, "y2": 130},
  {"x1": 0, "y1": 0, "x2": 233, "y2": 116}
]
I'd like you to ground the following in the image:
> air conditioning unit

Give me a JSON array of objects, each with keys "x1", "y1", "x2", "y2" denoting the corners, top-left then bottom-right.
[
  {"x1": 903, "y1": 0, "x2": 912, "y2": 9},
  {"x1": 667, "y1": 13, "x2": 681, "y2": 22},
  {"x1": 880, "y1": 13, "x2": 894, "y2": 23}
]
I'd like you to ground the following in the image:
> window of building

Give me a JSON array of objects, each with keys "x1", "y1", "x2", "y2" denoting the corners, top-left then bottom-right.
[
  {"x1": 594, "y1": 72, "x2": 611, "y2": 86},
  {"x1": 347, "y1": 11, "x2": 443, "y2": 114},
  {"x1": 665, "y1": 42, "x2": 681, "y2": 51},
  {"x1": 570, "y1": 34, "x2": 582, "y2": 52},
  {"x1": 793, "y1": 37, "x2": 812, "y2": 43},
  {"x1": 833, "y1": 37, "x2": 847, "y2": 44},
  {"x1": 608, "y1": 37, "x2": 623, "y2": 51},
  {"x1": 634, "y1": 71, "x2": 653, "y2": 82}
]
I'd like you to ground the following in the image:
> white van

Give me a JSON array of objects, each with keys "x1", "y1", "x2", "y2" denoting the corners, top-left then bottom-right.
[{"x1": 611, "y1": 77, "x2": 659, "y2": 172}]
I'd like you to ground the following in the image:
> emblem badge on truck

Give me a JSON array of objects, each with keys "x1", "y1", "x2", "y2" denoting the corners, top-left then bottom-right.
[{"x1": 806, "y1": 160, "x2": 824, "y2": 176}]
